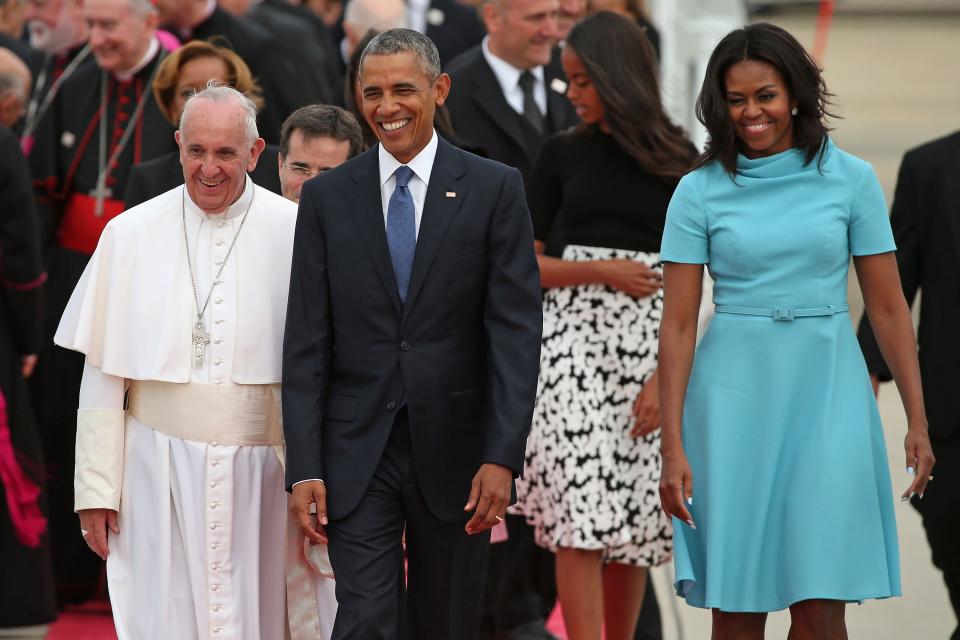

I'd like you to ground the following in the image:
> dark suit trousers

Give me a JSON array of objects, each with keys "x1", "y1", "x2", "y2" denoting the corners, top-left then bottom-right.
[
  {"x1": 913, "y1": 429, "x2": 960, "y2": 640},
  {"x1": 327, "y1": 409, "x2": 492, "y2": 640}
]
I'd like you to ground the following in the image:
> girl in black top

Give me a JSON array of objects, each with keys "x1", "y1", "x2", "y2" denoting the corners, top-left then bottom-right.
[{"x1": 513, "y1": 12, "x2": 695, "y2": 640}]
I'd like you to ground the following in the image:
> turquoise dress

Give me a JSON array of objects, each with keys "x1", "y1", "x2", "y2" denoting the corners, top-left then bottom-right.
[{"x1": 660, "y1": 140, "x2": 902, "y2": 612}]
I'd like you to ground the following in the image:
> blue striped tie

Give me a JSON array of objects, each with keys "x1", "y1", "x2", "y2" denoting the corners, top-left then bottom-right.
[{"x1": 386, "y1": 165, "x2": 416, "y2": 303}]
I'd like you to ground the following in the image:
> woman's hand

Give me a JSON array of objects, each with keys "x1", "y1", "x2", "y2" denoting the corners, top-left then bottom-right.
[
  {"x1": 600, "y1": 259, "x2": 662, "y2": 298},
  {"x1": 631, "y1": 370, "x2": 660, "y2": 437},
  {"x1": 903, "y1": 422, "x2": 935, "y2": 501},
  {"x1": 659, "y1": 449, "x2": 696, "y2": 529}
]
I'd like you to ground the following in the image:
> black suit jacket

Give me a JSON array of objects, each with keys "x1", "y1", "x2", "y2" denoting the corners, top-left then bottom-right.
[
  {"x1": 123, "y1": 146, "x2": 283, "y2": 208},
  {"x1": 425, "y1": 0, "x2": 485, "y2": 66},
  {"x1": 857, "y1": 131, "x2": 960, "y2": 439},
  {"x1": 282, "y1": 138, "x2": 542, "y2": 522},
  {"x1": 444, "y1": 45, "x2": 578, "y2": 181}
]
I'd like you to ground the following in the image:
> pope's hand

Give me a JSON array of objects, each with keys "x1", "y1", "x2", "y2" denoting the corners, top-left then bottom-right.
[
  {"x1": 290, "y1": 480, "x2": 328, "y2": 544},
  {"x1": 78, "y1": 508, "x2": 119, "y2": 560},
  {"x1": 464, "y1": 463, "x2": 512, "y2": 535}
]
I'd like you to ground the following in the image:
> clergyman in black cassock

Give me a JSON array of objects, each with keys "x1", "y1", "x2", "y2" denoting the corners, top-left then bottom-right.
[{"x1": 0, "y1": 123, "x2": 56, "y2": 633}]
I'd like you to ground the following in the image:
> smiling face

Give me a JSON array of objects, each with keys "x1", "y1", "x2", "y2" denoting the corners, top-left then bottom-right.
[
  {"x1": 84, "y1": 0, "x2": 156, "y2": 73},
  {"x1": 278, "y1": 130, "x2": 351, "y2": 202},
  {"x1": 724, "y1": 59, "x2": 797, "y2": 159},
  {"x1": 484, "y1": 0, "x2": 559, "y2": 70},
  {"x1": 171, "y1": 55, "x2": 230, "y2": 125},
  {"x1": 360, "y1": 51, "x2": 449, "y2": 164},
  {"x1": 560, "y1": 45, "x2": 604, "y2": 128},
  {"x1": 176, "y1": 98, "x2": 265, "y2": 214}
]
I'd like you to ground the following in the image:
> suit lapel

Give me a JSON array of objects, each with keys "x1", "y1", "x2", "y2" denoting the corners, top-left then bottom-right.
[
  {"x1": 471, "y1": 58, "x2": 528, "y2": 152},
  {"x1": 402, "y1": 140, "x2": 467, "y2": 324},
  {"x1": 348, "y1": 152, "x2": 403, "y2": 317}
]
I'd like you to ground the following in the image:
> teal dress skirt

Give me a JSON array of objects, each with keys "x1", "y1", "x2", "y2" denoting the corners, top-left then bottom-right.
[{"x1": 660, "y1": 140, "x2": 902, "y2": 612}]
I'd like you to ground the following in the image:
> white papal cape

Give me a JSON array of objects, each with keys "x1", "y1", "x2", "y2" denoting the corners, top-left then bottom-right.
[{"x1": 55, "y1": 181, "x2": 336, "y2": 640}]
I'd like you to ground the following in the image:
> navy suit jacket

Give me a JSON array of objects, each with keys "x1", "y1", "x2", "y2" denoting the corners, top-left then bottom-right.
[{"x1": 282, "y1": 137, "x2": 542, "y2": 522}]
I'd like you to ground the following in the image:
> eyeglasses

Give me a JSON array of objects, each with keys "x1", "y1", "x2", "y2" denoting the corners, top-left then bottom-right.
[{"x1": 282, "y1": 162, "x2": 325, "y2": 179}]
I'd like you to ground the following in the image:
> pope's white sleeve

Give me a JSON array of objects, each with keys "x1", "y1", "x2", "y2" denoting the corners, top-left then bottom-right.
[{"x1": 74, "y1": 360, "x2": 127, "y2": 512}]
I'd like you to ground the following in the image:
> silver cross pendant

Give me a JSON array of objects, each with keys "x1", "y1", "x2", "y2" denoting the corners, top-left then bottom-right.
[{"x1": 192, "y1": 319, "x2": 210, "y2": 369}]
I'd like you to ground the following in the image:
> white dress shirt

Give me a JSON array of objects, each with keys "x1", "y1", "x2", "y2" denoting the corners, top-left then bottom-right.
[
  {"x1": 378, "y1": 129, "x2": 439, "y2": 239},
  {"x1": 481, "y1": 36, "x2": 547, "y2": 117}
]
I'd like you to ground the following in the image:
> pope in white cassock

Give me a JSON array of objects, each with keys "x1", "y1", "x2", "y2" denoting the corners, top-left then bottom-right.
[{"x1": 54, "y1": 85, "x2": 334, "y2": 639}]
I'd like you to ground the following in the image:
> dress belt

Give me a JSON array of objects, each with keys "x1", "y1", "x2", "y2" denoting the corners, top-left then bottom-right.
[{"x1": 713, "y1": 303, "x2": 848, "y2": 321}]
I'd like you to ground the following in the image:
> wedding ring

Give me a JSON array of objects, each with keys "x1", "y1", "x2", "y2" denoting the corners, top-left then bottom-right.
[
  {"x1": 80, "y1": 528, "x2": 89, "y2": 536},
  {"x1": 928, "y1": 475, "x2": 934, "y2": 481},
  {"x1": 494, "y1": 515, "x2": 504, "y2": 523}
]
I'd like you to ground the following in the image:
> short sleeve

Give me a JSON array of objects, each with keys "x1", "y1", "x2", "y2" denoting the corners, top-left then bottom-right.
[
  {"x1": 660, "y1": 173, "x2": 708, "y2": 264},
  {"x1": 849, "y1": 163, "x2": 896, "y2": 256}
]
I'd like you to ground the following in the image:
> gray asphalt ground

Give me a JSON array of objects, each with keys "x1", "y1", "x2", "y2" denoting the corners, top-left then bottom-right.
[{"x1": 650, "y1": 6, "x2": 960, "y2": 638}]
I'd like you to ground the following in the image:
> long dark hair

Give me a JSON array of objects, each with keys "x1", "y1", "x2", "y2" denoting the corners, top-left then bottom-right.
[
  {"x1": 566, "y1": 11, "x2": 695, "y2": 181},
  {"x1": 696, "y1": 22, "x2": 836, "y2": 175}
]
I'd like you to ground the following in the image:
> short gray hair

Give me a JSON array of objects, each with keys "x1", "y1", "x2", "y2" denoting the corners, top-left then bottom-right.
[
  {"x1": 360, "y1": 28, "x2": 441, "y2": 83},
  {"x1": 179, "y1": 82, "x2": 259, "y2": 143}
]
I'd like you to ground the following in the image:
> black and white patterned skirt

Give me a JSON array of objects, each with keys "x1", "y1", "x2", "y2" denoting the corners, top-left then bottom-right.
[{"x1": 514, "y1": 244, "x2": 672, "y2": 566}]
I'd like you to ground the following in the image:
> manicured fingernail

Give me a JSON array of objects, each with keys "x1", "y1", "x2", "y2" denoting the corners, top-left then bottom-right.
[
  {"x1": 686, "y1": 497, "x2": 693, "y2": 506},
  {"x1": 907, "y1": 467, "x2": 915, "y2": 475},
  {"x1": 901, "y1": 495, "x2": 909, "y2": 503},
  {"x1": 919, "y1": 493, "x2": 924, "y2": 499},
  {"x1": 687, "y1": 520, "x2": 696, "y2": 529}
]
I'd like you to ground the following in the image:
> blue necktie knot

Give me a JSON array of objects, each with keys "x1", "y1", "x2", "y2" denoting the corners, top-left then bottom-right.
[{"x1": 394, "y1": 165, "x2": 414, "y2": 188}]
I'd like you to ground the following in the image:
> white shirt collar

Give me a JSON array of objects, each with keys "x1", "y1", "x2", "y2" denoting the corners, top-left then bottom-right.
[
  {"x1": 378, "y1": 129, "x2": 439, "y2": 189},
  {"x1": 407, "y1": 0, "x2": 430, "y2": 33},
  {"x1": 114, "y1": 36, "x2": 159, "y2": 82},
  {"x1": 481, "y1": 35, "x2": 545, "y2": 101}
]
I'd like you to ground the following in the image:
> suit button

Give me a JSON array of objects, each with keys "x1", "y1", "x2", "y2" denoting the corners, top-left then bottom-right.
[
  {"x1": 400, "y1": 340, "x2": 410, "y2": 351},
  {"x1": 386, "y1": 401, "x2": 397, "y2": 411}
]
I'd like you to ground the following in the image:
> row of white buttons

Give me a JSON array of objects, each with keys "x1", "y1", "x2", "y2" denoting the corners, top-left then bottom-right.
[{"x1": 207, "y1": 442, "x2": 230, "y2": 637}]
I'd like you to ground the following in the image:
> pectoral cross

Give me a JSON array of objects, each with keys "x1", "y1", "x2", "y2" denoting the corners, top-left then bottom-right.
[
  {"x1": 90, "y1": 181, "x2": 113, "y2": 217},
  {"x1": 192, "y1": 319, "x2": 210, "y2": 369}
]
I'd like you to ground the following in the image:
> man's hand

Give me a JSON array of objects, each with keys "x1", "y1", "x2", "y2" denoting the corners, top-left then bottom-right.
[
  {"x1": 78, "y1": 508, "x2": 119, "y2": 560},
  {"x1": 464, "y1": 463, "x2": 512, "y2": 535},
  {"x1": 290, "y1": 480, "x2": 328, "y2": 544}
]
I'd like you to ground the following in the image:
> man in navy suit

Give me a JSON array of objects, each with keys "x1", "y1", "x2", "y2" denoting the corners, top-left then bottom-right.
[{"x1": 282, "y1": 28, "x2": 542, "y2": 640}]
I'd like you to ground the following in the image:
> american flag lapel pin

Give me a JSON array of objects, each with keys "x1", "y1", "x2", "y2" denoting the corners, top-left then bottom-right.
[{"x1": 445, "y1": 191, "x2": 456, "y2": 198}]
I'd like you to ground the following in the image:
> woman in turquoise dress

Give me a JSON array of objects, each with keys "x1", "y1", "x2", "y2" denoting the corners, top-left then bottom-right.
[{"x1": 657, "y1": 23, "x2": 935, "y2": 639}]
